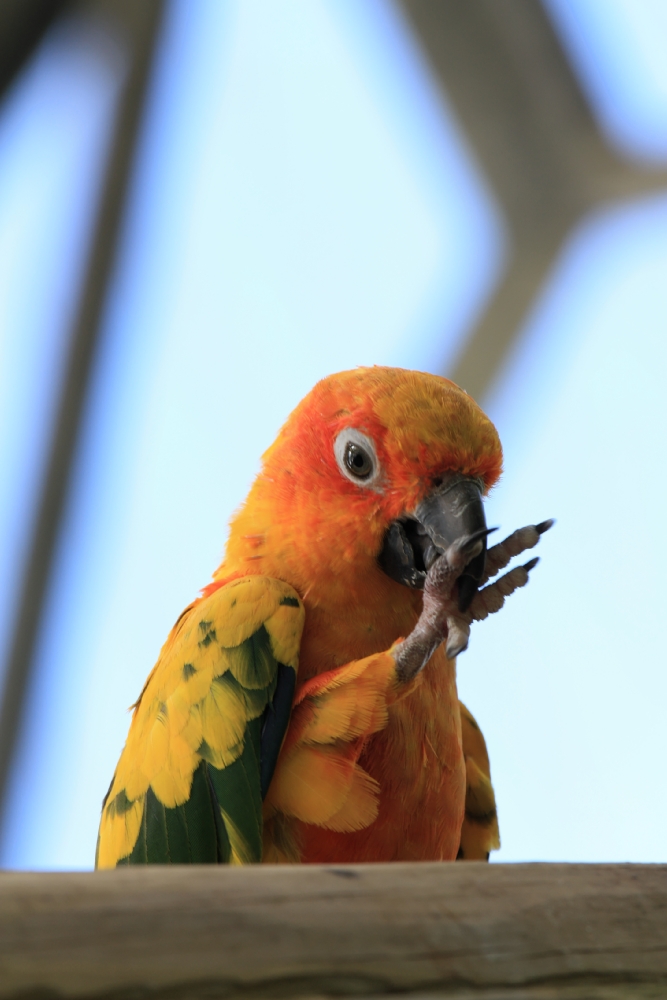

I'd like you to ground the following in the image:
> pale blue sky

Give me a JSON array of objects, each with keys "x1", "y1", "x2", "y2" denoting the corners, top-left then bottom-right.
[{"x1": 461, "y1": 195, "x2": 667, "y2": 861}]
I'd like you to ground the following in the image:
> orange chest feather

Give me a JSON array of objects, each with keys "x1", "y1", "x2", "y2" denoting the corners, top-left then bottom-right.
[
  {"x1": 215, "y1": 551, "x2": 467, "y2": 862},
  {"x1": 294, "y1": 592, "x2": 466, "y2": 863}
]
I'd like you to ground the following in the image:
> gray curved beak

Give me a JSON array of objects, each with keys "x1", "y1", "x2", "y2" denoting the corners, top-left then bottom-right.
[{"x1": 378, "y1": 473, "x2": 490, "y2": 610}]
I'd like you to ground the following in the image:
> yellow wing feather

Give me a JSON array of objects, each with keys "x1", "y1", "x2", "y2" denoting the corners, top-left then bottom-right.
[{"x1": 97, "y1": 576, "x2": 304, "y2": 869}]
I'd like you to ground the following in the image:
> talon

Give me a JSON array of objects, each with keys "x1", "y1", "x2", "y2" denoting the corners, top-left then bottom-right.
[
  {"x1": 470, "y1": 526, "x2": 499, "y2": 543},
  {"x1": 444, "y1": 526, "x2": 497, "y2": 609},
  {"x1": 451, "y1": 526, "x2": 498, "y2": 559},
  {"x1": 446, "y1": 638, "x2": 468, "y2": 660},
  {"x1": 536, "y1": 519, "x2": 555, "y2": 534},
  {"x1": 444, "y1": 617, "x2": 471, "y2": 660},
  {"x1": 524, "y1": 556, "x2": 539, "y2": 572}
]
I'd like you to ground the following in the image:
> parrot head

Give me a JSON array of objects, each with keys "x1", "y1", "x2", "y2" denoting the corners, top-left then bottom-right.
[{"x1": 225, "y1": 367, "x2": 502, "y2": 609}]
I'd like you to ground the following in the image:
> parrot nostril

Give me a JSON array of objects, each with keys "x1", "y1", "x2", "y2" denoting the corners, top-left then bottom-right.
[{"x1": 432, "y1": 477, "x2": 443, "y2": 488}]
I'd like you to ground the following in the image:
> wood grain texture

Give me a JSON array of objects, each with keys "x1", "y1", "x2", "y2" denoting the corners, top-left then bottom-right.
[{"x1": 0, "y1": 863, "x2": 665, "y2": 999}]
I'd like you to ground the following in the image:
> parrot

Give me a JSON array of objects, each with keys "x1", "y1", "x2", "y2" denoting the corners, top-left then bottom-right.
[{"x1": 96, "y1": 366, "x2": 551, "y2": 868}]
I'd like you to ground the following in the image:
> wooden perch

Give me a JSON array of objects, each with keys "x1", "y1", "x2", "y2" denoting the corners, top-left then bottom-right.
[{"x1": 0, "y1": 863, "x2": 665, "y2": 999}]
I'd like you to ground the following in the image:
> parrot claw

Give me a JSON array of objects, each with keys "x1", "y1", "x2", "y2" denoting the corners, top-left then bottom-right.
[
  {"x1": 445, "y1": 633, "x2": 469, "y2": 660},
  {"x1": 446, "y1": 641, "x2": 467, "y2": 660},
  {"x1": 481, "y1": 519, "x2": 554, "y2": 585},
  {"x1": 394, "y1": 518, "x2": 554, "y2": 683},
  {"x1": 464, "y1": 526, "x2": 499, "y2": 545},
  {"x1": 442, "y1": 527, "x2": 498, "y2": 576}
]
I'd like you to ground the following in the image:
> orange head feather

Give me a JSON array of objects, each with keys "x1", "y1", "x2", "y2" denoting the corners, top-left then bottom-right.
[{"x1": 219, "y1": 367, "x2": 502, "y2": 602}]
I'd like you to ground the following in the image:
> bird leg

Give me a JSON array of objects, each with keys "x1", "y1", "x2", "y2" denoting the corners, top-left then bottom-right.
[
  {"x1": 393, "y1": 520, "x2": 553, "y2": 684},
  {"x1": 393, "y1": 529, "x2": 487, "y2": 683}
]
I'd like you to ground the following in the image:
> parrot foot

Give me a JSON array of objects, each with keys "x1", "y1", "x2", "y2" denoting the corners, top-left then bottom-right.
[
  {"x1": 481, "y1": 519, "x2": 554, "y2": 585},
  {"x1": 393, "y1": 528, "x2": 491, "y2": 682},
  {"x1": 393, "y1": 519, "x2": 554, "y2": 683}
]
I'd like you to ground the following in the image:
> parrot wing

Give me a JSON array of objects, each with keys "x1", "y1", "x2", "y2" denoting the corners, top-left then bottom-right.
[
  {"x1": 457, "y1": 701, "x2": 500, "y2": 860},
  {"x1": 96, "y1": 575, "x2": 304, "y2": 868},
  {"x1": 262, "y1": 647, "x2": 415, "y2": 861}
]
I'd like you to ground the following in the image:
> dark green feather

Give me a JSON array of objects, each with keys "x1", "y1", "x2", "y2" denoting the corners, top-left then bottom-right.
[
  {"x1": 207, "y1": 716, "x2": 264, "y2": 862},
  {"x1": 144, "y1": 788, "x2": 169, "y2": 863},
  {"x1": 116, "y1": 596, "x2": 299, "y2": 867}
]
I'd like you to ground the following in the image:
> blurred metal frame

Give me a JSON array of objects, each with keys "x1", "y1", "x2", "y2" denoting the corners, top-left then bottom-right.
[
  {"x1": 0, "y1": 0, "x2": 166, "y2": 821},
  {"x1": 398, "y1": 0, "x2": 667, "y2": 400},
  {"x1": 0, "y1": 0, "x2": 67, "y2": 102}
]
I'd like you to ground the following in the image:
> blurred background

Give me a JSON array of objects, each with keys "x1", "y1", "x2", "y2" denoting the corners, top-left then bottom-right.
[{"x1": 0, "y1": 0, "x2": 665, "y2": 870}]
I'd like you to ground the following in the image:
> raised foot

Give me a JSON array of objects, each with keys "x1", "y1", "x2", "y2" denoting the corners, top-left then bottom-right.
[{"x1": 393, "y1": 519, "x2": 554, "y2": 683}]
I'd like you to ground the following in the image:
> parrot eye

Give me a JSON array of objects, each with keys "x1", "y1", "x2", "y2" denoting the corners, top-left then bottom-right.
[
  {"x1": 334, "y1": 428, "x2": 382, "y2": 489},
  {"x1": 345, "y1": 443, "x2": 372, "y2": 478}
]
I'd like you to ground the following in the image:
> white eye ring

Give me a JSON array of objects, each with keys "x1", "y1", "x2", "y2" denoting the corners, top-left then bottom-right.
[{"x1": 334, "y1": 428, "x2": 382, "y2": 489}]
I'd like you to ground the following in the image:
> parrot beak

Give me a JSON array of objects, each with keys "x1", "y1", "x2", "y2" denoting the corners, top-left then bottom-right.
[{"x1": 378, "y1": 473, "x2": 490, "y2": 611}]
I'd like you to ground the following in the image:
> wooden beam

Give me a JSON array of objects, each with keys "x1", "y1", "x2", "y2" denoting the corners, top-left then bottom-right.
[{"x1": 1, "y1": 863, "x2": 665, "y2": 999}]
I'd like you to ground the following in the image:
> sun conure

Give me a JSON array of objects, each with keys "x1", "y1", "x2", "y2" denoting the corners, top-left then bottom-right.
[{"x1": 96, "y1": 367, "x2": 552, "y2": 867}]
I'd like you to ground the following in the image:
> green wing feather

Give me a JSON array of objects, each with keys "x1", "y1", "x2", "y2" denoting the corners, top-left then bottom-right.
[{"x1": 96, "y1": 576, "x2": 304, "y2": 867}]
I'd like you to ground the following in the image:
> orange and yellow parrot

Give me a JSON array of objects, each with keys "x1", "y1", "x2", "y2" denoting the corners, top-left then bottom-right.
[{"x1": 96, "y1": 367, "x2": 551, "y2": 867}]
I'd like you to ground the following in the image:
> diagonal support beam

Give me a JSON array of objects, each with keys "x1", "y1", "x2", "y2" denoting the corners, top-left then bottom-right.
[
  {"x1": 398, "y1": 0, "x2": 667, "y2": 400},
  {"x1": 0, "y1": 0, "x2": 166, "y2": 822},
  {"x1": 0, "y1": 0, "x2": 67, "y2": 104}
]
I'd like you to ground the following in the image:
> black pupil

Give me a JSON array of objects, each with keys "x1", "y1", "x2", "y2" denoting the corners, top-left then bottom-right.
[{"x1": 346, "y1": 443, "x2": 372, "y2": 478}]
